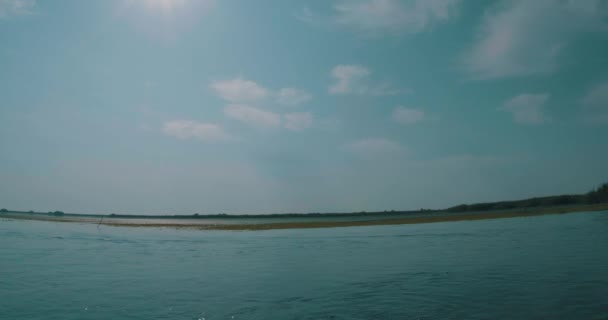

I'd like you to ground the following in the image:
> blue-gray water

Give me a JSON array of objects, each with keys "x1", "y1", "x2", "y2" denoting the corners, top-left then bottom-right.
[{"x1": 1, "y1": 212, "x2": 607, "y2": 320}]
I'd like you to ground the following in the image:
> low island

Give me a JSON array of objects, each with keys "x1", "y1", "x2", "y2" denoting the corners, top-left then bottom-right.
[{"x1": 2, "y1": 182, "x2": 607, "y2": 231}]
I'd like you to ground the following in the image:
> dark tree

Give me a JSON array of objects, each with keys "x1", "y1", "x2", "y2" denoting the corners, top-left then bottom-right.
[
  {"x1": 447, "y1": 204, "x2": 469, "y2": 212},
  {"x1": 587, "y1": 182, "x2": 608, "y2": 204}
]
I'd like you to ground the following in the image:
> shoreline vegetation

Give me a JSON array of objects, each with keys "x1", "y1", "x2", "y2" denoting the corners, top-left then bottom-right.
[{"x1": 1, "y1": 183, "x2": 607, "y2": 231}]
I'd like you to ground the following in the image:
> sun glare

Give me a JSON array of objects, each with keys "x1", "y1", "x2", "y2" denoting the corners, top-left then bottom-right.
[
  {"x1": 143, "y1": 0, "x2": 188, "y2": 14},
  {"x1": 120, "y1": 0, "x2": 194, "y2": 17},
  {"x1": 117, "y1": 0, "x2": 214, "y2": 38}
]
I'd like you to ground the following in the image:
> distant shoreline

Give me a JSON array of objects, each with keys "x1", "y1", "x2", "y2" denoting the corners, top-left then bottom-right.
[{"x1": 3, "y1": 203, "x2": 607, "y2": 231}]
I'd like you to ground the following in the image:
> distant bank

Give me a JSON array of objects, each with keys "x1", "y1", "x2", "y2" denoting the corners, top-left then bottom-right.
[
  {"x1": 2, "y1": 182, "x2": 607, "y2": 230},
  {"x1": 2, "y1": 204, "x2": 608, "y2": 231}
]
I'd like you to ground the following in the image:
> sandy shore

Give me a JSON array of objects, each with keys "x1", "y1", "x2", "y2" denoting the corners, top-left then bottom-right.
[
  {"x1": 5, "y1": 203, "x2": 605, "y2": 231},
  {"x1": 118, "y1": 204, "x2": 608, "y2": 230}
]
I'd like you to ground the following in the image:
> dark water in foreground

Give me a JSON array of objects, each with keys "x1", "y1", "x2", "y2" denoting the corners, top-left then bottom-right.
[{"x1": 1, "y1": 212, "x2": 607, "y2": 320}]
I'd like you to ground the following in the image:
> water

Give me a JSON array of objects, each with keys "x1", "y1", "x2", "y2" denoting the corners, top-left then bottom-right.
[{"x1": 1, "y1": 212, "x2": 607, "y2": 320}]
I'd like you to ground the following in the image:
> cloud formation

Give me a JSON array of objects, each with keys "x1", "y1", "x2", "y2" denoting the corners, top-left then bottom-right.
[
  {"x1": 0, "y1": 0, "x2": 35, "y2": 17},
  {"x1": 329, "y1": 65, "x2": 370, "y2": 94},
  {"x1": 211, "y1": 77, "x2": 314, "y2": 131},
  {"x1": 276, "y1": 88, "x2": 312, "y2": 106},
  {"x1": 333, "y1": 0, "x2": 459, "y2": 35},
  {"x1": 392, "y1": 107, "x2": 425, "y2": 124},
  {"x1": 284, "y1": 112, "x2": 313, "y2": 131},
  {"x1": 211, "y1": 78, "x2": 312, "y2": 107},
  {"x1": 162, "y1": 120, "x2": 232, "y2": 142},
  {"x1": 224, "y1": 104, "x2": 282, "y2": 129},
  {"x1": 329, "y1": 64, "x2": 402, "y2": 95},
  {"x1": 463, "y1": 0, "x2": 608, "y2": 80},
  {"x1": 210, "y1": 77, "x2": 269, "y2": 103},
  {"x1": 223, "y1": 106, "x2": 313, "y2": 132},
  {"x1": 500, "y1": 93, "x2": 549, "y2": 125}
]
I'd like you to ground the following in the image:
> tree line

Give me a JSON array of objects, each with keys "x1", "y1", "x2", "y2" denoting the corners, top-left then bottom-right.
[{"x1": 447, "y1": 182, "x2": 608, "y2": 212}]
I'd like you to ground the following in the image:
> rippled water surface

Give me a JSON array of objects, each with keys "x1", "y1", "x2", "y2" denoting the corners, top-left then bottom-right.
[{"x1": 1, "y1": 212, "x2": 607, "y2": 319}]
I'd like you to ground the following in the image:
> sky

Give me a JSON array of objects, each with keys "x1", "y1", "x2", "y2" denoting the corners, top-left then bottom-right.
[{"x1": 1, "y1": 0, "x2": 607, "y2": 215}]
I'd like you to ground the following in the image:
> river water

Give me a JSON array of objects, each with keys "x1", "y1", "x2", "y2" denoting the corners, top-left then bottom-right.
[{"x1": 1, "y1": 211, "x2": 607, "y2": 319}]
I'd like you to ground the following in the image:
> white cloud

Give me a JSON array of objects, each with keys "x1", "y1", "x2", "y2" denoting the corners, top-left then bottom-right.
[
  {"x1": 333, "y1": 0, "x2": 459, "y2": 34},
  {"x1": 0, "y1": 0, "x2": 35, "y2": 17},
  {"x1": 224, "y1": 104, "x2": 282, "y2": 128},
  {"x1": 329, "y1": 65, "x2": 371, "y2": 94},
  {"x1": 210, "y1": 77, "x2": 269, "y2": 103},
  {"x1": 276, "y1": 88, "x2": 312, "y2": 106},
  {"x1": 392, "y1": 107, "x2": 425, "y2": 124},
  {"x1": 283, "y1": 112, "x2": 313, "y2": 131},
  {"x1": 212, "y1": 78, "x2": 310, "y2": 106},
  {"x1": 209, "y1": 78, "x2": 314, "y2": 131},
  {"x1": 329, "y1": 64, "x2": 403, "y2": 95},
  {"x1": 500, "y1": 93, "x2": 549, "y2": 125},
  {"x1": 581, "y1": 81, "x2": 608, "y2": 123},
  {"x1": 345, "y1": 138, "x2": 406, "y2": 158},
  {"x1": 463, "y1": 0, "x2": 608, "y2": 80},
  {"x1": 162, "y1": 120, "x2": 232, "y2": 142}
]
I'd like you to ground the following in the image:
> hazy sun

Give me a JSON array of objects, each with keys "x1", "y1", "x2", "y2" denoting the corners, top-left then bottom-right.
[
  {"x1": 142, "y1": 0, "x2": 188, "y2": 14},
  {"x1": 119, "y1": 0, "x2": 214, "y2": 38}
]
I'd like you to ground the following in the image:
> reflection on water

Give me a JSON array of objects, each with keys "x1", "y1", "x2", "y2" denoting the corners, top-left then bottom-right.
[{"x1": 1, "y1": 211, "x2": 607, "y2": 319}]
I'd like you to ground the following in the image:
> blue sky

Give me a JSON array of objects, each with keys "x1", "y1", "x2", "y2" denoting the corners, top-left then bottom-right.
[{"x1": 1, "y1": 0, "x2": 607, "y2": 215}]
